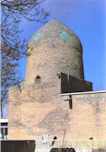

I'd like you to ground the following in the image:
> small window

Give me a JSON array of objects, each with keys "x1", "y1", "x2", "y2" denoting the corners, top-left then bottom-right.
[{"x1": 35, "y1": 75, "x2": 41, "y2": 83}]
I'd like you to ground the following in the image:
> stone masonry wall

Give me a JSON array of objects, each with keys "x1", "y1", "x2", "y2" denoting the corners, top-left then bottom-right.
[
  {"x1": 8, "y1": 86, "x2": 106, "y2": 150},
  {"x1": 8, "y1": 20, "x2": 106, "y2": 152}
]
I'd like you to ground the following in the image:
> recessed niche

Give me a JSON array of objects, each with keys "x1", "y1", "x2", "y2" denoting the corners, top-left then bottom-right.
[{"x1": 35, "y1": 75, "x2": 41, "y2": 83}]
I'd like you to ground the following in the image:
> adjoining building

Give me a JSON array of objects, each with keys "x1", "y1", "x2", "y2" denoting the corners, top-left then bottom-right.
[
  {"x1": 8, "y1": 20, "x2": 106, "y2": 152},
  {"x1": 0, "y1": 119, "x2": 8, "y2": 140}
]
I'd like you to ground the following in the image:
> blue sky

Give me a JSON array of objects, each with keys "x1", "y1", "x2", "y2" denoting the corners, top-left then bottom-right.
[{"x1": 19, "y1": 0, "x2": 106, "y2": 90}]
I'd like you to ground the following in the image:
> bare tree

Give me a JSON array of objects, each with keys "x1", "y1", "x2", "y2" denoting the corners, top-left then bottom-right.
[
  {"x1": 1, "y1": 0, "x2": 49, "y2": 21},
  {"x1": 1, "y1": 0, "x2": 49, "y2": 117}
]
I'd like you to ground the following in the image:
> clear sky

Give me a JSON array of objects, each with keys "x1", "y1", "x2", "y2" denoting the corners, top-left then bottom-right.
[{"x1": 19, "y1": 0, "x2": 106, "y2": 91}]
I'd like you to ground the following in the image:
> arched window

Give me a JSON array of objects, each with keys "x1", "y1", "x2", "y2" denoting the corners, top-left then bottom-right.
[{"x1": 35, "y1": 75, "x2": 41, "y2": 83}]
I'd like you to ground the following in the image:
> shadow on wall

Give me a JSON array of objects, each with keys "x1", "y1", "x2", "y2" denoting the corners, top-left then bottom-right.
[
  {"x1": 50, "y1": 148, "x2": 106, "y2": 152},
  {"x1": 50, "y1": 148, "x2": 76, "y2": 152},
  {"x1": 93, "y1": 149, "x2": 106, "y2": 152},
  {"x1": 1, "y1": 140, "x2": 35, "y2": 152}
]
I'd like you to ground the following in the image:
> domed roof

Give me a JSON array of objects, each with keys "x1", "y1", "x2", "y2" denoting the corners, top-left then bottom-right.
[{"x1": 29, "y1": 19, "x2": 82, "y2": 50}]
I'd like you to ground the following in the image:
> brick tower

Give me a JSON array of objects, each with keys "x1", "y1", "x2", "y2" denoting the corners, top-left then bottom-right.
[{"x1": 8, "y1": 20, "x2": 106, "y2": 152}]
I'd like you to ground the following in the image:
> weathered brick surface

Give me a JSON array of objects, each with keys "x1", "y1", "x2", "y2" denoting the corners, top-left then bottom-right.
[
  {"x1": 8, "y1": 20, "x2": 106, "y2": 151},
  {"x1": 25, "y1": 20, "x2": 84, "y2": 85},
  {"x1": 8, "y1": 85, "x2": 106, "y2": 149}
]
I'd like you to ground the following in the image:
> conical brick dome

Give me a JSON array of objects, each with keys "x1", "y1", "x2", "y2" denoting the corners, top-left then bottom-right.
[{"x1": 26, "y1": 20, "x2": 84, "y2": 84}]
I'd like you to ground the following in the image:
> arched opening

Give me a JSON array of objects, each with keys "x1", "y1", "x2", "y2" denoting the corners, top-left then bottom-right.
[{"x1": 35, "y1": 75, "x2": 41, "y2": 83}]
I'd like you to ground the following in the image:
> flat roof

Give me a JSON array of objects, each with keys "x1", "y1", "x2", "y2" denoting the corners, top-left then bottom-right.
[{"x1": 61, "y1": 90, "x2": 106, "y2": 96}]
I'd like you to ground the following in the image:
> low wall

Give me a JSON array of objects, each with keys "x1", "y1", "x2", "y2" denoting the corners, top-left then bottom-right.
[{"x1": 1, "y1": 140, "x2": 35, "y2": 152}]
